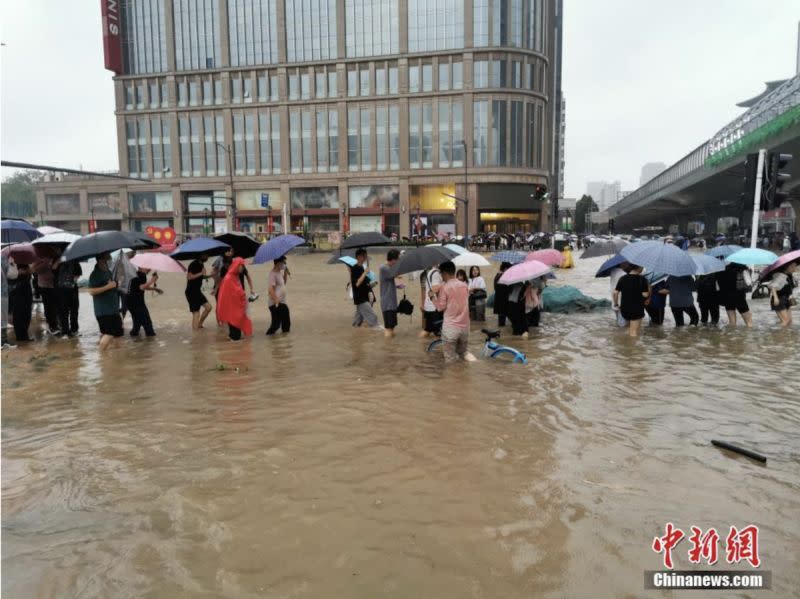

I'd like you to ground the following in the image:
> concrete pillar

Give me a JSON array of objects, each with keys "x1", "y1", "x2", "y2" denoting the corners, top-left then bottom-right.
[
  {"x1": 399, "y1": 178, "x2": 410, "y2": 238},
  {"x1": 172, "y1": 186, "x2": 184, "y2": 235},
  {"x1": 218, "y1": 0, "x2": 230, "y2": 67},
  {"x1": 338, "y1": 180, "x2": 348, "y2": 232},
  {"x1": 164, "y1": 0, "x2": 176, "y2": 72}
]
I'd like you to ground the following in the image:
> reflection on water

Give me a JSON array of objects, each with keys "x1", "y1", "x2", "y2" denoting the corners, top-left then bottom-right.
[{"x1": 2, "y1": 254, "x2": 799, "y2": 597}]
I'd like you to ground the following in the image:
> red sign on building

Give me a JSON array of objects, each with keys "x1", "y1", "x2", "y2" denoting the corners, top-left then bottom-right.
[{"x1": 101, "y1": 0, "x2": 123, "y2": 74}]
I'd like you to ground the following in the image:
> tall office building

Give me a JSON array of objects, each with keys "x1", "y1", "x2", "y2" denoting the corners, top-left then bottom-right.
[
  {"x1": 639, "y1": 162, "x2": 666, "y2": 186},
  {"x1": 586, "y1": 180, "x2": 621, "y2": 212},
  {"x1": 37, "y1": 0, "x2": 561, "y2": 238}
]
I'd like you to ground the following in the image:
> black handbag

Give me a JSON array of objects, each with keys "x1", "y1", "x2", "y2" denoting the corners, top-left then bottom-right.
[{"x1": 397, "y1": 294, "x2": 414, "y2": 315}]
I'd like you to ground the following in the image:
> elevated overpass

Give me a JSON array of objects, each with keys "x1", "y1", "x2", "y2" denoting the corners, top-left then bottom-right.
[{"x1": 609, "y1": 75, "x2": 800, "y2": 234}]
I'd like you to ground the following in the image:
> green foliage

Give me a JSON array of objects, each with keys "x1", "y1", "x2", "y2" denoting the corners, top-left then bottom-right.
[
  {"x1": 1, "y1": 171, "x2": 42, "y2": 218},
  {"x1": 574, "y1": 194, "x2": 599, "y2": 233}
]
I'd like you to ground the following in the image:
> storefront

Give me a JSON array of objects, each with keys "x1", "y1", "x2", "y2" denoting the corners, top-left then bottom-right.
[
  {"x1": 235, "y1": 190, "x2": 283, "y2": 239},
  {"x1": 129, "y1": 191, "x2": 175, "y2": 233},
  {"x1": 477, "y1": 183, "x2": 545, "y2": 234},
  {"x1": 290, "y1": 187, "x2": 340, "y2": 235},
  {"x1": 183, "y1": 191, "x2": 227, "y2": 235},
  {"x1": 349, "y1": 185, "x2": 400, "y2": 236},
  {"x1": 409, "y1": 184, "x2": 455, "y2": 238}
]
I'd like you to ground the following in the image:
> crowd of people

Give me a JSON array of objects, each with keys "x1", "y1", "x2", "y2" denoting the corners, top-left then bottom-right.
[{"x1": 2, "y1": 240, "x2": 797, "y2": 358}]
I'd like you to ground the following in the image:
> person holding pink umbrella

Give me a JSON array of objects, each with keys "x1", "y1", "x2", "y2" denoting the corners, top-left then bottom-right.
[{"x1": 765, "y1": 253, "x2": 799, "y2": 327}]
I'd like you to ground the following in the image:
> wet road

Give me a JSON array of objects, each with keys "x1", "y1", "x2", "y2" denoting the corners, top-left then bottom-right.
[{"x1": 2, "y1": 253, "x2": 798, "y2": 598}]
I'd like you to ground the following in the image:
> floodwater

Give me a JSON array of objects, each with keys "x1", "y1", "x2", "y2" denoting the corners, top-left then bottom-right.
[{"x1": 2, "y1": 253, "x2": 798, "y2": 598}]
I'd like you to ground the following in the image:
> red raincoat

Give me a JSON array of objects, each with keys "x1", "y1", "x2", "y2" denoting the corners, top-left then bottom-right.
[{"x1": 215, "y1": 257, "x2": 252, "y2": 335}]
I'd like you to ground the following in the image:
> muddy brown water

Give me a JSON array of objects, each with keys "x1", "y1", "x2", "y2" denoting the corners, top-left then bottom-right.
[{"x1": 2, "y1": 253, "x2": 798, "y2": 598}]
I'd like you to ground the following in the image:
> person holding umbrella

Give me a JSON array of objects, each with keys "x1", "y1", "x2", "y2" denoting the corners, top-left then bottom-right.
[
  {"x1": 665, "y1": 275, "x2": 699, "y2": 327},
  {"x1": 351, "y1": 248, "x2": 381, "y2": 329},
  {"x1": 717, "y1": 263, "x2": 752, "y2": 328},
  {"x1": 379, "y1": 249, "x2": 401, "y2": 338},
  {"x1": 266, "y1": 256, "x2": 291, "y2": 335},
  {"x1": 88, "y1": 253, "x2": 124, "y2": 351},
  {"x1": 767, "y1": 259, "x2": 798, "y2": 327},
  {"x1": 216, "y1": 257, "x2": 253, "y2": 341},
  {"x1": 185, "y1": 254, "x2": 213, "y2": 330},
  {"x1": 212, "y1": 248, "x2": 256, "y2": 302},
  {"x1": 54, "y1": 255, "x2": 82, "y2": 336},
  {"x1": 493, "y1": 262, "x2": 511, "y2": 327},
  {"x1": 432, "y1": 260, "x2": 472, "y2": 363},
  {"x1": 9, "y1": 260, "x2": 33, "y2": 343},
  {"x1": 32, "y1": 255, "x2": 60, "y2": 334},
  {"x1": 127, "y1": 266, "x2": 161, "y2": 337},
  {"x1": 613, "y1": 264, "x2": 650, "y2": 337}
]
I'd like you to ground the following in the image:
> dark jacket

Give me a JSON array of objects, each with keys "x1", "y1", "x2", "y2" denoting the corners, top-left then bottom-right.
[{"x1": 493, "y1": 272, "x2": 510, "y2": 315}]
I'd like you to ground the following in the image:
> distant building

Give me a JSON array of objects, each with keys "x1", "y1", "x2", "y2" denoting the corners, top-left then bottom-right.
[
  {"x1": 586, "y1": 180, "x2": 621, "y2": 212},
  {"x1": 639, "y1": 162, "x2": 666, "y2": 186}
]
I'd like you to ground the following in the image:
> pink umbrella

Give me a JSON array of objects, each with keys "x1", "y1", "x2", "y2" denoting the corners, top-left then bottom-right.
[
  {"x1": 526, "y1": 249, "x2": 564, "y2": 267},
  {"x1": 759, "y1": 249, "x2": 800, "y2": 282},
  {"x1": 499, "y1": 259, "x2": 552, "y2": 285},
  {"x1": 1, "y1": 243, "x2": 55, "y2": 265},
  {"x1": 130, "y1": 252, "x2": 186, "y2": 273}
]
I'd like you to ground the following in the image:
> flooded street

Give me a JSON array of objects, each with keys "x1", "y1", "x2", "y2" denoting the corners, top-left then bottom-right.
[{"x1": 2, "y1": 253, "x2": 799, "y2": 598}]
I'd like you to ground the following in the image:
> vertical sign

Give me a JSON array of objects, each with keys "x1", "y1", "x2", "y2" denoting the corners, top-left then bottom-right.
[{"x1": 101, "y1": 0, "x2": 123, "y2": 74}]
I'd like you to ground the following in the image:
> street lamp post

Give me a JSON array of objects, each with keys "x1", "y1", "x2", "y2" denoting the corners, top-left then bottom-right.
[
  {"x1": 380, "y1": 202, "x2": 384, "y2": 235},
  {"x1": 461, "y1": 139, "x2": 469, "y2": 237},
  {"x1": 216, "y1": 142, "x2": 236, "y2": 231}
]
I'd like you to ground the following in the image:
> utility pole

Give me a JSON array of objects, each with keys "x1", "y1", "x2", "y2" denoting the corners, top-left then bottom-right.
[{"x1": 749, "y1": 149, "x2": 767, "y2": 249}]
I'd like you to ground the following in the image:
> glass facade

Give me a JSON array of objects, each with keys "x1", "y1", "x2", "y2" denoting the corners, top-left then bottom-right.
[
  {"x1": 408, "y1": 0, "x2": 464, "y2": 51},
  {"x1": 285, "y1": 0, "x2": 337, "y2": 62},
  {"x1": 473, "y1": 0, "x2": 545, "y2": 52},
  {"x1": 228, "y1": 0, "x2": 278, "y2": 66},
  {"x1": 174, "y1": 0, "x2": 220, "y2": 70},
  {"x1": 345, "y1": 0, "x2": 399, "y2": 58},
  {"x1": 121, "y1": 0, "x2": 167, "y2": 74}
]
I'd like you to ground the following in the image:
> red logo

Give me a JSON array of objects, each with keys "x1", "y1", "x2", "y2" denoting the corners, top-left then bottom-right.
[{"x1": 652, "y1": 524, "x2": 760, "y2": 569}]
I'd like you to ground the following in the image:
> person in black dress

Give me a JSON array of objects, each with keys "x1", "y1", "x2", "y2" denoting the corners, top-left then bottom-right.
[
  {"x1": 185, "y1": 254, "x2": 212, "y2": 330},
  {"x1": 493, "y1": 261, "x2": 511, "y2": 327},
  {"x1": 10, "y1": 264, "x2": 34, "y2": 342},
  {"x1": 717, "y1": 263, "x2": 752, "y2": 327},
  {"x1": 613, "y1": 265, "x2": 650, "y2": 337}
]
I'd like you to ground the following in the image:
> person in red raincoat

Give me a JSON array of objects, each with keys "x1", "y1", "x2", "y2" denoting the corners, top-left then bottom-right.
[{"x1": 216, "y1": 257, "x2": 252, "y2": 341}]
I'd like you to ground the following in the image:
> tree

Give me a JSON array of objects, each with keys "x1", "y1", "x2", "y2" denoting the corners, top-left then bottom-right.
[
  {"x1": 1, "y1": 170, "x2": 43, "y2": 218},
  {"x1": 575, "y1": 194, "x2": 599, "y2": 234}
]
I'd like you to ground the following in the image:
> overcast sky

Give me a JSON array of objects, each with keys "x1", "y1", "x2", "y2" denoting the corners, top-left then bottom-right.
[{"x1": 1, "y1": 1, "x2": 799, "y2": 197}]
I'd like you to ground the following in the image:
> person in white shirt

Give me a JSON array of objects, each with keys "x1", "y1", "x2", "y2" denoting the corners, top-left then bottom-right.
[
  {"x1": 468, "y1": 266, "x2": 487, "y2": 321},
  {"x1": 419, "y1": 266, "x2": 443, "y2": 337}
]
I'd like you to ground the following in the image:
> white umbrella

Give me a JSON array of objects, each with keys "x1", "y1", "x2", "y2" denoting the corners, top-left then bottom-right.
[
  {"x1": 453, "y1": 252, "x2": 491, "y2": 267},
  {"x1": 37, "y1": 225, "x2": 64, "y2": 235},
  {"x1": 32, "y1": 232, "x2": 81, "y2": 246}
]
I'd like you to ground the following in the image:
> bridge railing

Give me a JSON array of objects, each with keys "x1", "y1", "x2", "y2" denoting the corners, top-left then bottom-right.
[{"x1": 610, "y1": 141, "x2": 709, "y2": 215}]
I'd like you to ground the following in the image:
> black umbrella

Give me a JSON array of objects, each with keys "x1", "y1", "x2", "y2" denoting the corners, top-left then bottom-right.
[
  {"x1": 326, "y1": 249, "x2": 358, "y2": 264},
  {"x1": 580, "y1": 238, "x2": 628, "y2": 259},
  {"x1": 61, "y1": 230, "x2": 159, "y2": 262},
  {"x1": 389, "y1": 246, "x2": 458, "y2": 277},
  {"x1": 340, "y1": 232, "x2": 390, "y2": 250},
  {"x1": 214, "y1": 232, "x2": 261, "y2": 258}
]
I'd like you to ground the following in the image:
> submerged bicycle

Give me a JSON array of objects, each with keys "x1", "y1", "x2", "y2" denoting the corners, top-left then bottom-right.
[{"x1": 426, "y1": 328, "x2": 528, "y2": 364}]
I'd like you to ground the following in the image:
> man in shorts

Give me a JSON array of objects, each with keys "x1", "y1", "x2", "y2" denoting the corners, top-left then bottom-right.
[
  {"x1": 186, "y1": 254, "x2": 212, "y2": 330},
  {"x1": 351, "y1": 248, "x2": 381, "y2": 330},
  {"x1": 88, "y1": 253, "x2": 123, "y2": 351},
  {"x1": 419, "y1": 265, "x2": 443, "y2": 338}
]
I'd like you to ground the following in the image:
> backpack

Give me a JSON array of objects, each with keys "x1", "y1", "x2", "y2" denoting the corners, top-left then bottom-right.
[{"x1": 735, "y1": 269, "x2": 752, "y2": 291}]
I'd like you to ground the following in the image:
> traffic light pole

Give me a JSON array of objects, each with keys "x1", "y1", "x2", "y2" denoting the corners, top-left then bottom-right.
[{"x1": 749, "y1": 148, "x2": 767, "y2": 249}]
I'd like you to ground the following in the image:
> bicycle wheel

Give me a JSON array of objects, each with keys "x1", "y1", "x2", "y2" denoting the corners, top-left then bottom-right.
[
  {"x1": 427, "y1": 338, "x2": 444, "y2": 352},
  {"x1": 490, "y1": 347, "x2": 528, "y2": 364}
]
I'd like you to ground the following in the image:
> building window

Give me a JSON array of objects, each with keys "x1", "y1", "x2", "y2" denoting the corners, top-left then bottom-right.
[
  {"x1": 408, "y1": 0, "x2": 464, "y2": 52},
  {"x1": 473, "y1": 100, "x2": 488, "y2": 166},
  {"x1": 190, "y1": 116, "x2": 201, "y2": 176},
  {"x1": 230, "y1": 75, "x2": 242, "y2": 103},
  {"x1": 389, "y1": 105, "x2": 399, "y2": 170},
  {"x1": 127, "y1": 120, "x2": 147, "y2": 178},
  {"x1": 315, "y1": 71, "x2": 326, "y2": 99},
  {"x1": 244, "y1": 76, "x2": 253, "y2": 101},
  {"x1": 473, "y1": 60, "x2": 488, "y2": 88},
  {"x1": 491, "y1": 59, "x2": 506, "y2": 87},
  {"x1": 149, "y1": 81, "x2": 159, "y2": 108},
  {"x1": 473, "y1": 0, "x2": 489, "y2": 47},
  {"x1": 258, "y1": 73, "x2": 268, "y2": 100},
  {"x1": 125, "y1": 83, "x2": 135, "y2": 110},
  {"x1": 245, "y1": 113, "x2": 256, "y2": 174},
  {"x1": 347, "y1": 68, "x2": 358, "y2": 97},
  {"x1": 511, "y1": 60, "x2": 522, "y2": 88},
  {"x1": 204, "y1": 115, "x2": 217, "y2": 175},
  {"x1": 409, "y1": 65, "x2": 419, "y2": 93},
  {"x1": 388, "y1": 65, "x2": 398, "y2": 94},
  {"x1": 151, "y1": 117, "x2": 165, "y2": 177},
  {"x1": 491, "y1": 99, "x2": 506, "y2": 166},
  {"x1": 328, "y1": 109, "x2": 339, "y2": 171},
  {"x1": 452, "y1": 100, "x2": 464, "y2": 166},
  {"x1": 301, "y1": 110, "x2": 312, "y2": 173},
  {"x1": 376, "y1": 106, "x2": 387, "y2": 170},
  {"x1": 327, "y1": 71, "x2": 337, "y2": 98},
  {"x1": 375, "y1": 66, "x2": 386, "y2": 95},
  {"x1": 136, "y1": 83, "x2": 146, "y2": 109},
  {"x1": 228, "y1": 0, "x2": 278, "y2": 66},
  {"x1": 258, "y1": 111, "x2": 272, "y2": 173},
  {"x1": 345, "y1": 0, "x2": 399, "y2": 58},
  {"x1": 422, "y1": 63, "x2": 433, "y2": 92},
  {"x1": 347, "y1": 108, "x2": 359, "y2": 171},
  {"x1": 439, "y1": 101, "x2": 450, "y2": 167},
  {"x1": 174, "y1": 0, "x2": 220, "y2": 70},
  {"x1": 216, "y1": 115, "x2": 226, "y2": 174},
  {"x1": 288, "y1": 72, "x2": 299, "y2": 100},
  {"x1": 203, "y1": 77, "x2": 213, "y2": 105},
  {"x1": 421, "y1": 103, "x2": 433, "y2": 168},
  {"x1": 121, "y1": 0, "x2": 168, "y2": 74},
  {"x1": 290, "y1": 111, "x2": 301, "y2": 173},
  {"x1": 189, "y1": 80, "x2": 200, "y2": 106},
  {"x1": 178, "y1": 116, "x2": 190, "y2": 176},
  {"x1": 271, "y1": 111, "x2": 281, "y2": 173},
  {"x1": 360, "y1": 106, "x2": 371, "y2": 170},
  {"x1": 161, "y1": 81, "x2": 169, "y2": 107},
  {"x1": 214, "y1": 78, "x2": 223, "y2": 104},
  {"x1": 316, "y1": 109, "x2": 328, "y2": 172},
  {"x1": 409, "y1": 104, "x2": 420, "y2": 168},
  {"x1": 452, "y1": 61, "x2": 463, "y2": 89},
  {"x1": 474, "y1": 0, "x2": 544, "y2": 51},
  {"x1": 233, "y1": 112, "x2": 246, "y2": 174},
  {"x1": 359, "y1": 67, "x2": 370, "y2": 96},
  {"x1": 162, "y1": 119, "x2": 172, "y2": 174},
  {"x1": 510, "y1": 100, "x2": 523, "y2": 167},
  {"x1": 439, "y1": 62, "x2": 450, "y2": 91},
  {"x1": 285, "y1": 0, "x2": 337, "y2": 62},
  {"x1": 300, "y1": 72, "x2": 310, "y2": 99}
]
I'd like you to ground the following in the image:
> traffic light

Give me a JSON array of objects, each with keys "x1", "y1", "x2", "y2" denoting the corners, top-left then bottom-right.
[
  {"x1": 532, "y1": 185, "x2": 549, "y2": 201},
  {"x1": 740, "y1": 153, "x2": 759, "y2": 206},
  {"x1": 766, "y1": 152, "x2": 792, "y2": 210}
]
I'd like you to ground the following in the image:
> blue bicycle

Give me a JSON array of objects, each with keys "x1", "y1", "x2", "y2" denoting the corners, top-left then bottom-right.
[{"x1": 426, "y1": 328, "x2": 528, "y2": 364}]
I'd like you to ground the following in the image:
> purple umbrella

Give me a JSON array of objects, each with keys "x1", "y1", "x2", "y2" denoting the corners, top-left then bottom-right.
[
  {"x1": 758, "y1": 249, "x2": 800, "y2": 282},
  {"x1": 498, "y1": 259, "x2": 552, "y2": 285},
  {"x1": 252, "y1": 234, "x2": 305, "y2": 264}
]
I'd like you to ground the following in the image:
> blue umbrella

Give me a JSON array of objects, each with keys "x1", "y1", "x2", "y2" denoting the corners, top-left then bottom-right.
[
  {"x1": 336, "y1": 255, "x2": 377, "y2": 282},
  {"x1": 619, "y1": 240, "x2": 696, "y2": 276},
  {"x1": 1, "y1": 219, "x2": 42, "y2": 244},
  {"x1": 644, "y1": 271, "x2": 668, "y2": 285},
  {"x1": 170, "y1": 237, "x2": 230, "y2": 260},
  {"x1": 595, "y1": 253, "x2": 628, "y2": 277},
  {"x1": 490, "y1": 250, "x2": 527, "y2": 264},
  {"x1": 706, "y1": 244, "x2": 743, "y2": 259},
  {"x1": 252, "y1": 234, "x2": 305, "y2": 264},
  {"x1": 691, "y1": 254, "x2": 725, "y2": 275},
  {"x1": 726, "y1": 248, "x2": 778, "y2": 266}
]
